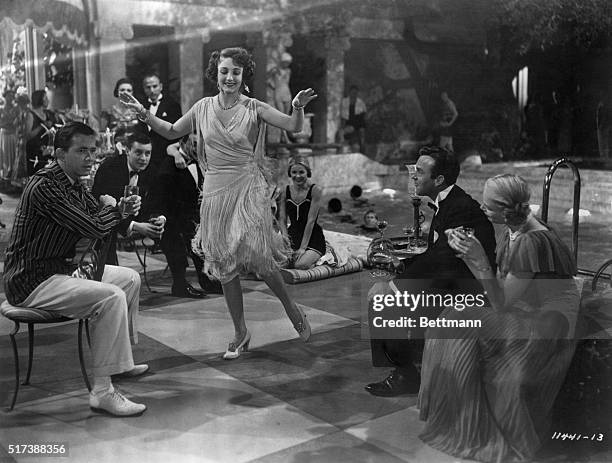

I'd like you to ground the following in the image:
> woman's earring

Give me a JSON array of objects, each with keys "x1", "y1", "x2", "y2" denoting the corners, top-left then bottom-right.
[
  {"x1": 244, "y1": 84, "x2": 250, "y2": 93},
  {"x1": 217, "y1": 82, "x2": 223, "y2": 94}
]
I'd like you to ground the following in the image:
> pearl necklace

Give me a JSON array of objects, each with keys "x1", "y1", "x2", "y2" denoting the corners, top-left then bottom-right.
[{"x1": 218, "y1": 94, "x2": 240, "y2": 110}]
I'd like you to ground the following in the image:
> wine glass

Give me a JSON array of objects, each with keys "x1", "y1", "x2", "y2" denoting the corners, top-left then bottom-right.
[{"x1": 377, "y1": 220, "x2": 388, "y2": 238}]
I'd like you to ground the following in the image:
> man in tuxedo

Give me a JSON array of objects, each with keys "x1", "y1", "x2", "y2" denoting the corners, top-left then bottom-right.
[
  {"x1": 92, "y1": 132, "x2": 205, "y2": 298},
  {"x1": 140, "y1": 73, "x2": 182, "y2": 171},
  {"x1": 153, "y1": 134, "x2": 223, "y2": 295},
  {"x1": 365, "y1": 146, "x2": 497, "y2": 397}
]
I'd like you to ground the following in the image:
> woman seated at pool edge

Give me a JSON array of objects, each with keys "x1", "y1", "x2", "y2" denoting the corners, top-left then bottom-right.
[{"x1": 279, "y1": 156, "x2": 326, "y2": 270}]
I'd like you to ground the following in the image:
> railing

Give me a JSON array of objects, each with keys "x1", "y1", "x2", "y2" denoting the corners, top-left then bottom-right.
[
  {"x1": 540, "y1": 157, "x2": 609, "y2": 278},
  {"x1": 541, "y1": 157, "x2": 581, "y2": 265}
]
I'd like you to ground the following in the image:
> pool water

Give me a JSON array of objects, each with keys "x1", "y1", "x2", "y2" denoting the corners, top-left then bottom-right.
[{"x1": 318, "y1": 190, "x2": 612, "y2": 274}]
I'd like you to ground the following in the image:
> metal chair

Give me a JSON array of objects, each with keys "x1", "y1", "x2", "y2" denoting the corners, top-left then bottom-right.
[
  {"x1": 117, "y1": 236, "x2": 168, "y2": 293},
  {"x1": 1, "y1": 237, "x2": 110, "y2": 411}
]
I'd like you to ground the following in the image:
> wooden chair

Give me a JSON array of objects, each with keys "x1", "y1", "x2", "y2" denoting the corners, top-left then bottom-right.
[{"x1": 1, "y1": 237, "x2": 111, "y2": 411}]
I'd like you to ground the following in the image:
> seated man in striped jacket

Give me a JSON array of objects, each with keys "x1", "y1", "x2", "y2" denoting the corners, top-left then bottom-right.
[{"x1": 3, "y1": 122, "x2": 148, "y2": 417}]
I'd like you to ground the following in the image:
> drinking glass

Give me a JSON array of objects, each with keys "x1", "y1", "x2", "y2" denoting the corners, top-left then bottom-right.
[
  {"x1": 461, "y1": 226, "x2": 475, "y2": 239},
  {"x1": 122, "y1": 185, "x2": 139, "y2": 214}
]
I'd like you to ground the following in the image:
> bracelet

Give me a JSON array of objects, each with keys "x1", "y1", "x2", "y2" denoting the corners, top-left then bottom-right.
[
  {"x1": 136, "y1": 106, "x2": 150, "y2": 123},
  {"x1": 475, "y1": 265, "x2": 492, "y2": 272},
  {"x1": 292, "y1": 101, "x2": 305, "y2": 110}
]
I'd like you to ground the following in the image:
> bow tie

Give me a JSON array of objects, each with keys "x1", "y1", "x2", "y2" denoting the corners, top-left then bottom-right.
[
  {"x1": 129, "y1": 170, "x2": 139, "y2": 178},
  {"x1": 427, "y1": 202, "x2": 438, "y2": 213}
]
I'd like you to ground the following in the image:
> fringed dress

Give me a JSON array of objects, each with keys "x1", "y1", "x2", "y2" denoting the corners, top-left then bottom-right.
[
  {"x1": 189, "y1": 97, "x2": 291, "y2": 283},
  {"x1": 418, "y1": 228, "x2": 580, "y2": 462}
]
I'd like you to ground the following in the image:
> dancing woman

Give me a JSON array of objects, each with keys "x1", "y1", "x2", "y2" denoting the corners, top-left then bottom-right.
[{"x1": 121, "y1": 47, "x2": 317, "y2": 359}]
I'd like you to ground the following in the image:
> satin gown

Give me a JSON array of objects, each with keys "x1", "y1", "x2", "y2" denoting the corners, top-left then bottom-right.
[{"x1": 418, "y1": 228, "x2": 580, "y2": 462}]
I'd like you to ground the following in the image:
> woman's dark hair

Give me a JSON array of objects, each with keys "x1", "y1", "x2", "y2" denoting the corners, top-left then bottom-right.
[
  {"x1": 205, "y1": 47, "x2": 255, "y2": 90},
  {"x1": 113, "y1": 77, "x2": 134, "y2": 98},
  {"x1": 16, "y1": 94, "x2": 30, "y2": 106},
  {"x1": 31, "y1": 90, "x2": 47, "y2": 107},
  {"x1": 328, "y1": 198, "x2": 342, "y2": 213}
]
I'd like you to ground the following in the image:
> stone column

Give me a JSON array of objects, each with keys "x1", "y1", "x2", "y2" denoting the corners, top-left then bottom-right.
[
  {"x1": 92, "y1": 21, "x2": 133, "y2": 116},
  {"x1": 262, "y1": 22, "x2": 294, "y2": 147},
  {"x1": 24, "y1": 26, "x2": 45, "y2": 93},
  {"x1": 176, "y1": 26, "x2": 209, "y2": 112},
  {"x1": 72, "y1": 46, "x2": 88, "y2": 110},
  {"x1": 324, "y1": 33, "x2": 351, "y2": 145},
  {"x1": 246, "y1": 32, "x2": 266, "y2": 100}
]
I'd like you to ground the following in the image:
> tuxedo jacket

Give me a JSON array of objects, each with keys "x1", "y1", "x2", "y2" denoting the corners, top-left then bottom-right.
[
  {"x1": 91, "y1": 155, "x2": 158, "y2": 263},
  {"x1": 148, "y1": 154, "x2": 203, "y2": 233},
  {"x1": 138, "y1": 95, "x2": 182, "y2": 168},
  {"x1": 399, "y1": 185, "x2": 496, "y2": 282}
]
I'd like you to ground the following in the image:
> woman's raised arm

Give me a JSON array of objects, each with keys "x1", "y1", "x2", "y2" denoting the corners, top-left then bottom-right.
[{"x1": 119, "y1": 93, "x2": 192, "y2": 140}]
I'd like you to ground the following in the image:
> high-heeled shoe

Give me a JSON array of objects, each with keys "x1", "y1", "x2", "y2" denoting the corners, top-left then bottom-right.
[
  {"x1": 293, "y1": 307, "x2": 311, "y2": 342},
  {"x1": 223, "y1": 331, "x2": 251, "y2": 360}
]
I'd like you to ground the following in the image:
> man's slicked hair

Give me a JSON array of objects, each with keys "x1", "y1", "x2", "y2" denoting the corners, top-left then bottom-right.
[
  {"x1": 54, "y1": 122, "x2": 96, "y2": 152},
  {"x1": 127, "y1": 131, "x2": 152, "y2": 149},
  {"x1": 418, "y1": 145, "x2": 460, "y2": 186}
]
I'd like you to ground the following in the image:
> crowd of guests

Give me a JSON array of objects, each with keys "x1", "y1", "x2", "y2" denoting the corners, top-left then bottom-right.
[
  {"x1": 1, "y1": 47, "x2": 582, "y2": 462},
  {"x1": 0, "y1": 88, "x2": 57, "y2": 185}
]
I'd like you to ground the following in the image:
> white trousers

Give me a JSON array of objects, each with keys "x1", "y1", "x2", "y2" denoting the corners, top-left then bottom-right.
[{"x1": 19, "y1": 265, "x2": 140, "y2": 377}]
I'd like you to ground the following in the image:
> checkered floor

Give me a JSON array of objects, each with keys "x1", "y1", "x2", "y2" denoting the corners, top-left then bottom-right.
[{"x1": 1, "y1": 252, "x2": 610, "y2": 462}]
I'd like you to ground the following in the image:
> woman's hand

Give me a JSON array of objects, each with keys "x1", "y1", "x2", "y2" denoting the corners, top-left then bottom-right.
[
  {"x1": 173, "y1": 152, "x2": 187, "y2": 169},
  {"x1": 294, "y1": 248, "x2": 306, "y2": 261},
  {"x1": 292, "y1": 88, "x2": 318, "y2": 109},
  {"x1": 446, "y1": 227, "x2": 489, "y2": 269},
  {"x1": 119, "y1": 92, "x2": 145, "y2": 114}
]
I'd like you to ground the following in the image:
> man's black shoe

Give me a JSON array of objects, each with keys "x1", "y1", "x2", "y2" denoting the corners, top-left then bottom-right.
[
  {"x1": 365, "y1": 371, "x2": 420, "y2": 397},
  {"x1": 171, "y1": 283, "x2": 206, "y2": 299}
]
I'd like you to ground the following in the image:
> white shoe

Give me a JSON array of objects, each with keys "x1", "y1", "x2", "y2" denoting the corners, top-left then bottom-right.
[
  {"x1": 90, "y1": 388, "x2": 146, "y2": 417},
  {"x1": 294, "y1": 308, "x2": 311, "y2": 342},
  {"x1": 223, "y1": 331, "x2": 251, "y2": 360},
  {"x1": 113, "y1": 364, "x2": 149, "y2": 378}
]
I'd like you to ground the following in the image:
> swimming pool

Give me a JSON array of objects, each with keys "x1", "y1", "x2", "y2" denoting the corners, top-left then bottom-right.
[{"x1": 318, "y1": 189, "x2": 612, "y2": 274}]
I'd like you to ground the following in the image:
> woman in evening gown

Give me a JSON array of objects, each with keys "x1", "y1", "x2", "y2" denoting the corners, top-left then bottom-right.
[
  {"x1": 121, "y1": 47, "x2": 317, "y2": 359},
  {"x1": 419, "y1": 174, "x2": 580, "y2": 462}
]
